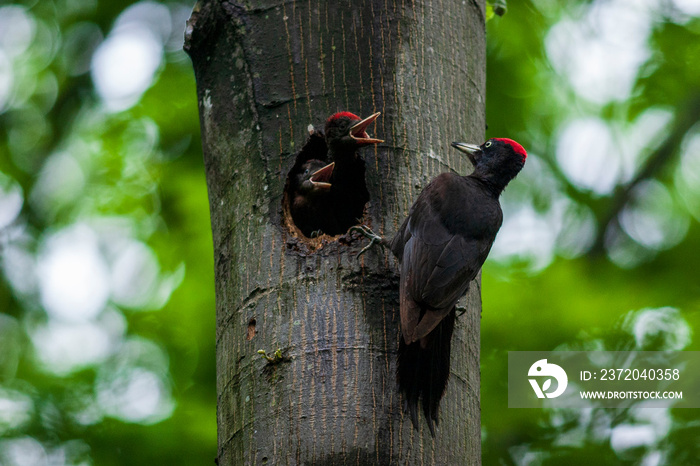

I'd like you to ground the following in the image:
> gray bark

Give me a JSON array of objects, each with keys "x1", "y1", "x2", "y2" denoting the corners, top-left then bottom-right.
[{"x1": 185, "y1": 1, "x2": 486, "y2": 464}]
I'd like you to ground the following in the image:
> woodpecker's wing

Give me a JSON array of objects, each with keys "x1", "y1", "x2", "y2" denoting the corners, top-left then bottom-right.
[{"x1": 393, "y1": 173, "x2": 501, "y2": 343}]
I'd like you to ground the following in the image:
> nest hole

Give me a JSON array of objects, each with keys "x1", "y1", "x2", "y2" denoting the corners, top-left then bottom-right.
[
  {"x1": 246, "y1": 318, "x2": 256, "y2": 341},
  {"x1": 281, "y1": 131, "x2": 369, "y2": 242}
]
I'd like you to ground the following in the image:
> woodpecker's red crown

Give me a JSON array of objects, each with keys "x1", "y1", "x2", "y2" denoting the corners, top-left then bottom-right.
[
  {"x1": 327, "y1": 111, "x2": 361, "y2": 124},
  {"x1": 493, "y1": 138, "x2": 527, "y2": 162}
]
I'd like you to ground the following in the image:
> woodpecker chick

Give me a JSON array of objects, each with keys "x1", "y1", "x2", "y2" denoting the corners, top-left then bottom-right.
[
  {"x1": 289, "y1": 159, "x2": 336, "y2": 237},
  {"x1": 323, "y1": 112, "x2": 383, "y2": 234}
]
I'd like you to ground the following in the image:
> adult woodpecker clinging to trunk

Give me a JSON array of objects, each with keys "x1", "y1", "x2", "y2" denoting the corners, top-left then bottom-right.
[{"x1": 353, "y1": 137, "x2": 527, "y2": 435}]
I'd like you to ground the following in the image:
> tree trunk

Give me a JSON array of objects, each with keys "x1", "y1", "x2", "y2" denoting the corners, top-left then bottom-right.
[{"x1": 185, "y1": 1, "x2": 485, "y2": 464}]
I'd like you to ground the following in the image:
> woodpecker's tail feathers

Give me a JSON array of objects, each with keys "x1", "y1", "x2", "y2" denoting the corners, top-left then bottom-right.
[{"x1": 397, "y1": 308, "x2": 456, "y2": 436}]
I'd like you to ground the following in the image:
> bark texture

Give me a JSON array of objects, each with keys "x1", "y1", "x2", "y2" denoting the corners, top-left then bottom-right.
[{"x1": 185, "y1": 0, "x2": 486, "y2": 464}]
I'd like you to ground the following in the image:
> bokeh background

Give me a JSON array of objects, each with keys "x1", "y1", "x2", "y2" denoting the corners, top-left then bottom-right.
[{"x1": 0, "y1": 0, "x2": 698, "y2": 464}]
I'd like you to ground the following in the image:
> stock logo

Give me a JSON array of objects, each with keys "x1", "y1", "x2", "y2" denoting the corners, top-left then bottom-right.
[{"x1": 528, "y1": 359, "x2": 568, "y2": 399}]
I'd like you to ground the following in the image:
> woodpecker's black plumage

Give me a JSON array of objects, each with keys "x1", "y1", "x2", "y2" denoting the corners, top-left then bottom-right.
[
  {"x1": 389, "y1": 138, "x2": 527, "y2": 435},
  {"x1": 289, "y1": 159, "x2": 335, "y2": 237},
  {"x1": 324, "y1": 112, "x2": 382, "y2": 233}
]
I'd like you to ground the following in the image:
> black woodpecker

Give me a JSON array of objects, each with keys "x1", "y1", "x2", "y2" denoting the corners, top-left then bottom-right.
[{"x1": 354, "y1": 138, "x2": 527, "y2": 435}]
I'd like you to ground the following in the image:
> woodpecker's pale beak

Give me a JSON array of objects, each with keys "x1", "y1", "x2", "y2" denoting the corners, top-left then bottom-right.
[
  {"x1": 451, "y1": 142, "x2": 482, "y2": 166},
  {"x1": 349, "y1": 112, "x2": 384, "y2": 145},
  {"x1": 309, "y1": 162, "x2": 334, "y2": 189}
]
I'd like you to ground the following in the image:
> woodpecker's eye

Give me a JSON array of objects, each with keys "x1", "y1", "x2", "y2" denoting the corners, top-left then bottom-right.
[{"x1": 485, "y1": 141, "x2": 493, "y2": 148}]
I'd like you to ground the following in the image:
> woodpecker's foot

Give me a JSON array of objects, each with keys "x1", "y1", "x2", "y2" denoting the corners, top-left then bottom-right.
[
  {"x1": 309, "y1": 229, "x2": 323, "y2": 238},
  {"x1": 349, "y1": 225, "x2": 386, "y2": 259},
  {"x1": 258, "y1": 348, "x2": 284, "y2": 364}
]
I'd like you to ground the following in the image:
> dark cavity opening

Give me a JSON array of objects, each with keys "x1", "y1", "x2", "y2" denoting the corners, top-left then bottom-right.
[
  {"x1": 282, "y1": 126, "x2": 369, "y2": 239},
  {"x1": 246, "y1": 318, "x2": 256, "y2": 341}
]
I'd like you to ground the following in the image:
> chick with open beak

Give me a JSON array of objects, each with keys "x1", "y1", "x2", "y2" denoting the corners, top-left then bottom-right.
[
  {"x1": 325, "y1": 111, "x2": 383, "y2": 149},
  {"x1": 323, "y1": 111, "x2": 383, "y2": 234},
  {"x1": 290, "y1": 160, "x2": 337, "y2": 237}
]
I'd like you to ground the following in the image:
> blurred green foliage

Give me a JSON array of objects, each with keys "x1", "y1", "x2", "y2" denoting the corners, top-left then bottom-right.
[
  {"x1": 0, "y1": 0, "x2": 214, "y2": 464},
  {"x1": 483, "y1": 0, "x2": 700, "y2": 463},
  {"x1": 0, "y1": 0, "x2": 699, "y2": 464}
]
